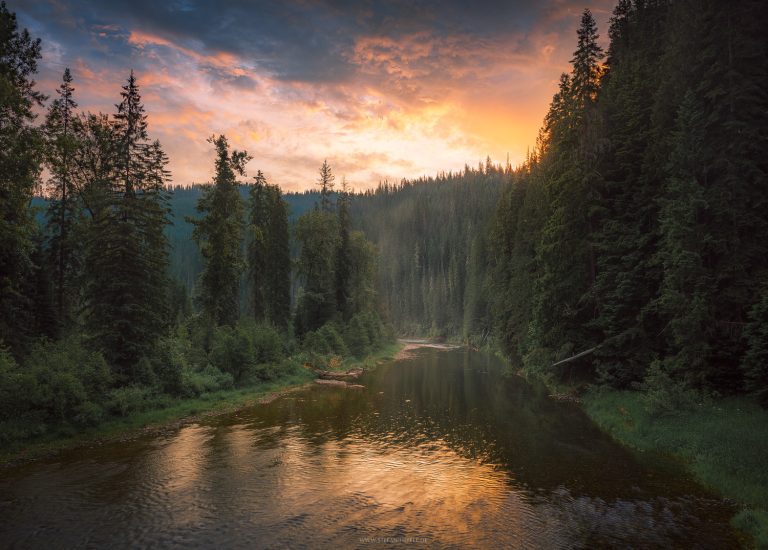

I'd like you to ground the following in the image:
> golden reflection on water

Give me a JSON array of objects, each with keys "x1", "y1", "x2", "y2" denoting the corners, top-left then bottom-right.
[{"x1": 0, "y1": 348, "x2": 742, "y2": 549}]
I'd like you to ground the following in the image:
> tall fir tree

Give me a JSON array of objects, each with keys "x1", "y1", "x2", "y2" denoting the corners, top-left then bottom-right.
[
  {"x1": 317, "y1": 159, "x2": 335, "y2": 213},
  {"x1": 248, "y1": 170, "x2": 291, "y2": 328},
  {"x1": 263, "y1": 182, "x2": 291, "y2": 328},
  {"x1": 0, "y1": 2, "x2": 45, "y2": 355},
  {"x1": 294, "y1": 208, "x2": 338, "y2": 337},
  {"x1": 248, "y1": 171, "x2": 269, "y2": 321},
  {"x1": 43, "y1": 68, "x2": 81, "y2": 332},
  {"x1": 190, "y1": 135, "x2": 249, "y2": 327},
  {"x1": 84, "y1": 73, "x2": 171, "y2": 379},
  {"x1": 335, "y1": 177, "x2": 353, "y2": 320}
]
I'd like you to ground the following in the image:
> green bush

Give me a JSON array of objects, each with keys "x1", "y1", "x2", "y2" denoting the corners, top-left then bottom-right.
[
  {"x1": 344, "y1": 315, "x2": 371, "y2": 357},
  {"x1": 151, "y1": 325, "x2": 193, "y2": 395},
  {"x1": 180, "y1": 365, "x2": 234, "y2": 397},
  {"x1": 23, "y1": 338, "x2": 112, "y2": 425},
  {"x1": 252, "y1": 323, "x2": 285, "y2": 365},
  {"x1": 209, "y1": 324, "x2": 255, "y2": 382},
  {"x1": 640, "y1": 359, "x2": 702, "y2": 415},
  {"x1": 209, "y1": 320, "x2": 286, "y2": 383},
  {"x1": 107, "y1": 385, "x2": 157, "y2": 417}
]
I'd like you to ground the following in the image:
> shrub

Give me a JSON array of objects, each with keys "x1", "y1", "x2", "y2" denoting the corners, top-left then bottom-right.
[
  {"x1": 640, "y1": 359, "x2": 702, "y2": 415},
  {"x1": 151, "y1": 325, "x2": 193, "y2": 395},
  {"x1": 107, "y1": 385, "x2": 157, "y2": 417},
  {"x1": 209, "y1": 324, "x2": 255, "y2": 383},
  {"x1": 209, "y1": 320, "x2": 286, "y2": 384},
  {"x1": 23, "y1": 338, "x2": 113, "y2": 425},
  {"x1": 344, "y1": 315, "x2": 371, "y2": 357},
  {"x1": 252, "y1": 323, "x2": 285, "y2": 365},
  {"x1": 180, "y1": 364, "x2": 234, "y2": 397}
]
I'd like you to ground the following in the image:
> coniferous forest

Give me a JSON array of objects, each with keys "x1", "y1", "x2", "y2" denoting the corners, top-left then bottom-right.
[
  {"x1": 2, "y1": 0, "x2": 768, "y2": 544},
  {"x1": 2, "y1": 0, "x2": 768, "y2": 441}
]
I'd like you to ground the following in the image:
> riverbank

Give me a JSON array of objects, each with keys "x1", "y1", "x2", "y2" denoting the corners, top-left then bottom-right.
[
  {"x1": 583, "y1": 389, "x2": 768, "y2": 548},
  {"x1": 0, "y1": 342, "x2": 403, "y2": 469}
]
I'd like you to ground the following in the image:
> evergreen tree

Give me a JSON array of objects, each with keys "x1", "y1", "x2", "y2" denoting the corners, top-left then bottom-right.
[
  {"x1": 590, "y1": 0, "x2": 669, "y2": 386},
  {"x1": 655, "y1": 91, "x2": 711, "y2": 389},
  {"x1": 335, "y1": 177, "x2": 353, "y2": 320},
  {"x1": 294, "y1": 207, "x2": 338, "y2": 336},
  {"x1": 190, "y1": 135, "x2": 249, "y2": 327},
  {"x1": 248, "y1": 171, "x2": 269, "y2": 321},
  {"x1": 526, "y1": 12, "x2": 604, "y2": 371},
  {"x1": 84, "y1": 73, "x2": 171, "y2": 379},
  {"x1": 0, "y1": 2, "x2": 45, "y2": 354},
  {"x1": 263, "y1": 183, "x2": 291, "y2": 328},
  {"x1": 248, "y1": 170, "x2": 291, "y2": 328},
  {"x1": 43, "y1": 68, "x2": 81, "y2": 332},
  {"x1": 317, "y1": 159, "x2": 335, "y2": 212}
]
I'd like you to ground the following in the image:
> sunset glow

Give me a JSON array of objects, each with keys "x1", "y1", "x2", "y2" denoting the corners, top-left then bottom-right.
[{"x1": 16, "y1": 0, "x2": 614, "y2": 190}]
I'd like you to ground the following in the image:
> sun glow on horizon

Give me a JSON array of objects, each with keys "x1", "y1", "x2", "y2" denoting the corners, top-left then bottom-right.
[{"x1": 18, "y1": 0, "x2": 615, "y2": 190}]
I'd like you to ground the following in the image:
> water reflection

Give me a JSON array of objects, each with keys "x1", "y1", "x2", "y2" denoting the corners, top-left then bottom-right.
[{"x1": 0, "y1": 348, "x2": 740, "y2": 548}]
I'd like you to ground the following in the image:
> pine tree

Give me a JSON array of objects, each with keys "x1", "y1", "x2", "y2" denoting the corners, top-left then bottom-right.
[
  {"x1": 263, "y1": 183, "x2": 291, "y2": 328},
  {"x1": 84, "y1": 73, "x2": 171, "y2": 379},
  {"x1": 570, "y1": 9, "x2": 604, "y2": 109},
  {"x1": 190, "y1": 135, "x2": 249, "y2": 327},
  {"x1": 655, "y1": 91, "x2": 712, "y2": 389},
  {"x1": 247, "y1": 169, "x2": 290, "y2": 328},
  {"x1": 248, "y1": 170, "x2": 269, "y2": 320},
  {"x1": 294, "y1": 207, "x2": 338, "y2": 336},
  {"x1": 43, "y1": 68, "x2": 81, "y2": 332},
  {"x1": 526, "y1": 12, "x2": 604, "y2": 373},
  {"x1": 0, "y1": 2, "x2": 45, "y2": 355},
  {"x1": 317, "y1": 159, "x2": 335, "y2": 212},
  {"x1": 335, "y1": 177, "x2": 353, "y2": 320},
  {"x1": 590, "y1": 0, "x2": 669, "y2": 387}
]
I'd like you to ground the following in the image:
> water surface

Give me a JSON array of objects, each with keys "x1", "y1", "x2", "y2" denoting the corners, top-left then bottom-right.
[{"x1": 0, "y1": 347, "x2": 739, "y2": 548}]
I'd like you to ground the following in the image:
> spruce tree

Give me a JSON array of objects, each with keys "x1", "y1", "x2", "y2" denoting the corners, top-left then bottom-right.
[
  {"x1": 84, "y1": 73, "x2": 171, "y2": 379},
  {"x1": 294, "y1": 207, "x2": 338, "y2": 337},
  {"x1": 263, "y1": 183, "x2": 291, "y2": 328},
  {"x1": 43, "y1": 68, "x2": 81, "y2": 332},
  {"x1": 248, "y1": 169, "x2": 289, "y2": 327},
  {"x1": 190, "y1": 135, "x2": 249, "y2": 327},
  {"x1": 0, "y1": 2, "x2": 45, "y2": 355},
  {"x1": 335, "y1": 177, "x2": 353, "y2": 320},
  {"x1": 317, "y1": 159, "x2": 335, "y2": 212}
]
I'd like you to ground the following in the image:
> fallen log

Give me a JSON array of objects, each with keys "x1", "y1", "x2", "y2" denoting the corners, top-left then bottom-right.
[
  {"x1": 550, "y1": 347, "x2": 597, "y2": 368},
  {"x1": 314, "y1": 378, "x2": 365, "y2": 389},
  {"x1": 316, "y1": 368, "x2": 364, "y2": 380},
  {"x1": 314, "y1": 378, "x2": 348, "y2": 387}
]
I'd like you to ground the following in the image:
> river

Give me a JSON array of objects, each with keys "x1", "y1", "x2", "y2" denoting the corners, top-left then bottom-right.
[{"x1": 0, "y1": 346, "x2": 740, "y2": 548}]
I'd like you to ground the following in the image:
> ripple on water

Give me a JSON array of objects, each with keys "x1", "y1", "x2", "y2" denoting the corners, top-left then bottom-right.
[{"x1": 0, "y1": 348, "x2": 742, "y2": 549}]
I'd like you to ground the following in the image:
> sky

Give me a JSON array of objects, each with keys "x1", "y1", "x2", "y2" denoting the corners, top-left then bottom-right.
[{"x1": 14, "y1": 0, "x2": 616, "y2": 191}]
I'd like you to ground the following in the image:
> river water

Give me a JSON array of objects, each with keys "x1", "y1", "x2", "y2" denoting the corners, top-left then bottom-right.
[{"x1": 0, "y1": 347, "x2": 740, "y2": 548}]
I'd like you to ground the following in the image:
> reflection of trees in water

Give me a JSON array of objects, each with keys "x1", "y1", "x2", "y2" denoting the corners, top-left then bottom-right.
[
  {"x1": 233, "y1": 348, "x2": 737, "y2": 546},
  {"x1": 350, "y1": 349, "x2": 654, "y2": 498}
]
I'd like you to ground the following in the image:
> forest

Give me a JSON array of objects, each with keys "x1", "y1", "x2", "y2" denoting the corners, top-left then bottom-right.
[
  {"x1": 0, "y1": 1, "x2": 393, "y2": 444},
  {"x1": 1, "y1": 0, "x2": 767, "y2": 484}
]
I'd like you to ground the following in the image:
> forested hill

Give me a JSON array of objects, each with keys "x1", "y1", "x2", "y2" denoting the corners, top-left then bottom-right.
[
  {"x1": 166, "y1": 171, "x2": 504, "y2": 339},
  {"x1": 352, "y1": 167, "x2": 505, "y2": 338},
  {"x1": 166, "y1": 186, "x2": 329, "y2": 289}
]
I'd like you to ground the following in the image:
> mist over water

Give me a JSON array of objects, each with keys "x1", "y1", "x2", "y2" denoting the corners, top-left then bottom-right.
[{"x1": 0, "y1": 348, "x2": 739, "y2": 548}]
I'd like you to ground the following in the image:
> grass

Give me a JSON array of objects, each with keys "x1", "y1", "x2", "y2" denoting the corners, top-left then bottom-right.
[
  {"x1": 0, "y1": 341, "x2": 404, "y2": 468},
  {"x1": 583, "y1": 389, "x2": 768, "y2": 548},
  {"x1": 0, "y1": 369, "x2": 315, "y2": 466}
]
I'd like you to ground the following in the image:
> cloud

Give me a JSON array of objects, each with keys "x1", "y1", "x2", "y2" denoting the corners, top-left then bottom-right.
[{"x1": 14, "y1": 0, "x2": 617, "y2": 189}]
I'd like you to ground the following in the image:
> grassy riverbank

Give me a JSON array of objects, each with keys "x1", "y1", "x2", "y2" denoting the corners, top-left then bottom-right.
[
  {"x1": 583, "y1": 389, "x2": 768, "y2": 548},
  {"x1": 0, "y1": 342, "x2": 403, "y2": 468}
]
